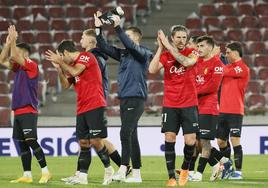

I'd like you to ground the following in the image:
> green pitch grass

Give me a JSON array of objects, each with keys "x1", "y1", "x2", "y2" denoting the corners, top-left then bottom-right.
[{"x1": 0, "y1": 155, "x2": 267, "y2": 188}]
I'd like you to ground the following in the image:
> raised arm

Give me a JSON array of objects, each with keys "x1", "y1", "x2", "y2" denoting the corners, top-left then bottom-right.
[
  {"x1": 0, "y1": 34, "x2": 12, "y2": 69},
  {"x1": 49, "y1": 61, "x2": 72, "y2": 89},
  {"x1": 9, "y1": 25, "x2": 25, "y2": 66},
  {"x1": 158, "y1": 30, "x2": 197, "y2": 67},
  {"x1": 94, "y1": 12, "x2": 121, "y2": 61},
  {"x1": 149, "y1": 34, "x2": 164, "y2": 74},
  {"x1": 45, "y1": 50, "x2": 85, "y2": 78}
]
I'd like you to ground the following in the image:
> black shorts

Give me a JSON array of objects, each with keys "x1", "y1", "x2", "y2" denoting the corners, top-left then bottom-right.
[
  {"x1": 197, "y1": 114, "x2": 218, "y2": 140},
  {"x1": 216, "y1": 113, "x2": 243, "y2": 140},
  {"x1": 13, "y1": 113, "x2": 38, "y2": 141},
  {"x1": 161, "y1": 106, "x2": 199, "y2": 135},
  {"x1": 76, "y1": 107, "x2": 107, "y2": 140}
]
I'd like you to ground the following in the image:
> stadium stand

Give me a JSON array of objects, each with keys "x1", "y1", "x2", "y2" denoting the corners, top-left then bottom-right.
[{"x1": 0, "y1": 0, "x2": 267, "y2": 127}]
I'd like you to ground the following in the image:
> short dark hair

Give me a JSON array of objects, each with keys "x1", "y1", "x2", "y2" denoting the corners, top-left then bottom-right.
[
  {"x1": 226, "y1": 42, "x2": 243, "y2": 57},
  {"x1": 83, "y1": 29, "x2": 96, "y2": 37},
  {"x1": 57, "y1": 40, "x2": 77, "y2": 54},
  {"x1": 126, "y1": 26, "x2": 142, "y2": 39},
  {"x1": 170, "y1": 25, "x2": 189, "y2": 37},
  {"x1": 189, "y1": 35, "x2": 200, "y2": 44},
  {"x1": 196, "y1": 35, "x2": 215, "y2": 48},
  {"x1": 16, "y1": 42, "x2": 31, "y2": 54}
]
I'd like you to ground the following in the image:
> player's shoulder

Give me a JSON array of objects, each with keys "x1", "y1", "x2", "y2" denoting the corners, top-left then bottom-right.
[{"x1": 77, "y1": 52, "x2": 94, "y2": 63}]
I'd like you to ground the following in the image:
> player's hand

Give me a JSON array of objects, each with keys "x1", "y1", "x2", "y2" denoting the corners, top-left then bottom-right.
[
  {"x1": 157, "y1": 31, "x2": 164, "y2": 51},
  {"x1": 94, "y1": 11, "x2": 103, "y2": 27},
  {"x1": 8, "y1": 25, "x2": 18, "y2": 41},
  {"x1": 45, "y1": 50, "x2": 62, "y2": 65},
  {"x1": 112, "y1": 15, "x2": 121, "y2": 28},
  {"x1": 158, "y1": 30, "x2": 172, "y2": 51}
]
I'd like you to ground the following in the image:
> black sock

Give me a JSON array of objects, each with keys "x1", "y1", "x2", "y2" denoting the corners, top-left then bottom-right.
[
  {"x1": 197, "y1": 157, "x2": 208, "y2": 173},
  {"x1": 210, "y1": 147, "x2": 224, "y2": 162},
  {"x1": 181, "y1": 144, "x2": 195, "y2": 170},
  {"x1": 208, "y1": 152, "x2": 218, "y2": 167},
  {"x1": 97, "y1": 146, "x2": 110, "y2": 168},
  {"x1": 233, "y1": 145, "x2": 243, "y2": 171},
  {"x1": 165, "y1": 141, "x2": 176, "y2": 179},
  {"x1": 77, "y1": 152, "x2": 81, "y2": 171},
  {"x1": 189, "y1": 156, "x2": 198, "y2": 171},
  {"x1": 26, "y1": 140, "x2": 47, "y2": 168},
  {"x1": 19, "y1": 141, "x2": 32, "y2": 171},
  {"x1": 79, "y1": 147, "x2": 91, "y2": 173},
  {"x1": 220, "y1": 141, "x2": 231, "y2": 159},
  {"x1": 109, "y1": 150, "x2": 121, "y2": 167}
]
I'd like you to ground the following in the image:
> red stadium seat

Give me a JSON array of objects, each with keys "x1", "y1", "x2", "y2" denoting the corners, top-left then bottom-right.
[
  {"x1": 185, "y1": 18, "x2": 202, "y2": 29},
  {"x1": 254, "y1": 54, "x2": 268, "y2": 67},
  {"x1": 153, "y1": 94, "x2": 163, "y2": 106},
  {"x1": 63, "y1": 0, "x2": 81, "y2": 4},
  {"x1": 71, "y1": 31, "x2": 83, "y2": 42},
  {"x1": 262, "y1": 81, "x2": 268, "y2": 93},
  {"x1": 246, "y1": 41, "x2": 266, "y2": 54},
  {"x1": 53, "y1": 31, "x2": 70, "y2": 43},
  {"x1": 106, "y1": 106, "x2": 120, "y2": 116},
  {"x1": 7, "y1": 71, "x2": 15, "y2": 83},
  {"x1": 36, "y1": 32, "x2": 52, "y2": 44},
  {"x1": 0, "y1": 82, "x2": 9, "y2": 94},
  {"x1": 38, "y1": 44, "x2": 54, "y2": 55},
  {"x1": 199, "y1": 4, "x2": 217, "y2": 16},
  {"x1": 66, "y1": 6, "x2": 82, "y2": 18},
  {"x1": 0, "y1": 95, "x2": 11, "y2": 107},
  {"x1": 46, "y1": 0, "x2": 62, "y2": 5},
  {"x1": 0, "y1": 20, "x2": 10, "y2": 31},
  {"x1": 0, "y1": 70, "x2": 6, "y2": 82},
  {"x1": 217, "y1": 3, "x2": 235, "y2": 16},
  {"x1": 80, "y1": 0, "x2": 96, "y2": 5},
  {"x1": 247, "y1": 94, "x2": 266, "y2": 107},
  {"x1": 0, "y1": 0, "x2": 9, "y2": 6},
  {"x1": 250, "y1": 68, "x2": 257, "y2": 80},
  {"x1": 244, "y1": 29, "x2": 262, "y2": 41},
  {"x1": 243, "y1": 54, "x2": 254, "y2": 67},
  {"x1": 221, "y1": 16, "x2": 240, "y2": 29},
  {"x1": 203, "y1": 16, "x2": 221, "y2": 28},
  {"x1": 208, "y1": 29, "x2": 225, "y2": 41},
  {"x1": 148, "y1": 81, "x2": 163, "y2": 93},
  {"x1": 20, "y1": 31, "x2": 35, "y2": 43},
  {"x1": 240, "y1": 16, "x2": 259, "y2": 28},
  {"x1": 44, "y1": 68, "x2": 58, "y2": 87},
  {"x1": 263, "y1": 29, "x2": 268, "y2": 41},
  {"x1": 237, "y1": 3, "x2": 255, "y2": 16},
  {"x1": 120, "y1": 4, "x2": 138, "y2": 25},
  {"x1": 41, "y1": 59, "x2": 54, "y2": 70},
  {"x1": 47, "y1": 6, "x2": 65, "y2": 18},
  {"x1": 189, "y1": 29, "x2": 206, "y2": 37},
  {"x1": 50, "y1": 19, "x2": 68, "y2": 30},
  {"x1": 247, "y1": 81, "x2": 261, "y2": 94},
  {"x1": 16, "y1": 20, "x2": 32, "y2": 31},
  {"x1": 258, "y1": 67, "x2": 268, "y2": 80},
  {"x1": 0, "y1": 7, "x2": 11, "y2": 18},
  {"x1": 147, "y1": 72, "x2": 162, "y2": 80},
  {"x1": 13, "y1": 6, "x2": 29, "y2": 20},
  {"x1": 31, "y1": 6, "x2": 48, "y2": 17},
  {"x1": 0, "y1": 107, "x2": 11, "y2": 127},
  {"x1": 136, "y1": 0, "x2": 151, "y2": 14},
  {"x1": 13, "y1": 0, "x2": 29, "y2": 5},
  {"x1": 255, "y1": 3, "x2": 268, "y2": 16},
  {"x1": 69, "y1": 19, "x2": 85, "y2": 31},
  {"x1": 226, "y1": 29, "x2": 243, "y2": 41},
  {"x1": 259, "y1": 16, "x2": 268, "y2": 28},
  {"x1": 83, "y1": 6, "x2": 99, "y2": 17},
  {"x1": 29, "y1": 0, "x2": 46, "y2": 5},
  {"x1": 33, "y1": 20, "x2": 49, "y2": 31},
  {"x1": 86, "y1": 17, "x2": 95, "y2": 28}
]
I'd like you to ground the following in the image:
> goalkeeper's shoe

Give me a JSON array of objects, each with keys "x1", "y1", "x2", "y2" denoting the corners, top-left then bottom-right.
[
  {"x1": 39, "y1": 172, "x2": 52, "y2": 183},
  {"x1": 10, "y1": 176, "x2": 33, "y2": 183}
]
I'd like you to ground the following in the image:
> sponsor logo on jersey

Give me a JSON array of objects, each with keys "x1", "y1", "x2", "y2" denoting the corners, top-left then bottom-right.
[
  {"x1": 196, "y1": 75, "x2": 205, "y2": 84},
  {"x1": 79, "y1": 55, "x2": 90, "y2": 63},
  {"x1": 214, "y1": 66, "x2": 224, "y2": 74},
  {"x1": 169, "y1": 65, "x2": 185, "y2": 75},
  {"x1": 234, "y1": 66, "x2": 243, "y2": 74}
]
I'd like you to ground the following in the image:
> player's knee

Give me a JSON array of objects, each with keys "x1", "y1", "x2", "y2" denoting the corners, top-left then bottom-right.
[
  {"x1": 230, "y1": 137, "x2": 240, "y2": 146},
  {"x1": 165, "y1": 132, "x2": 176, "y2": 142},
  {"x1": 79, "y1": 139, "x2": 90, "y2": 148},
  {"x1": 184, "y1": 133, "x2": 196, "y2": 146},
  {"x1": 217, "y1": 138, "x2": 227, "y2": 148},
  {"x1": 120, "y1": 129, "x2": 131, "y2": 141}
]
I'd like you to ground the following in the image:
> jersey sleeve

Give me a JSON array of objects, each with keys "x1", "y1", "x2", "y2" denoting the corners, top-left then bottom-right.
[
  {"x1": 224, "y1": 63, "x2": 248, "y2": 78},
  {"x1": 76, "y1": 53, "x2": 94, "y2": 68},
  {"x1": 22, "y1": 59, "x2": 38, "y2": 79}
]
